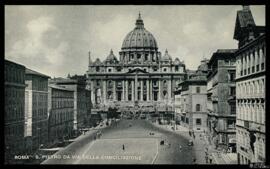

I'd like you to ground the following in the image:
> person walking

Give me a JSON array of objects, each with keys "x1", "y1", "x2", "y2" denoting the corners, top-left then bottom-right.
[
  {"x1": 193, "y1": 157, "x2": 196, "y2": 164},
  {"x1": 122, "y1": 144, "x2": 125, "y2": 151},
  {"x1": 205, "y1": 155, "x2": 208, "y2": 163},
  {"x1": 209, "y1": 154, "x2": 213, "y2": 164},
  {"x1": 179, "y1": 145, "x2": 182, "y2": 151}
]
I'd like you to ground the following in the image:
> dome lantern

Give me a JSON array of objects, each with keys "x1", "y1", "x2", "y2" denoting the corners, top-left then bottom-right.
[{"x1": 135, "y1": 12, "x2": 144, "y2": 29}]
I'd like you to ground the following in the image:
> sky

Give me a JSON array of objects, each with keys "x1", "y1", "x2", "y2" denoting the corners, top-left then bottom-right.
[{"x1": 5, "y1": 5, "x2": 265, "y2": 78}]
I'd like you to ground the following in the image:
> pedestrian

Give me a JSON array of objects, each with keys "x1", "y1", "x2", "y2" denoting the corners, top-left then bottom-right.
[
  {"x1": 189, "y1": 131, "x2": 191, "y2": 137},
  {"x1": 179, "y1": 145, "x2": 182, "y2": 151},
  {"x1": 209, "y1": 155, "x2": 213, "y2": 164},
  {"x1": 193, "y1": 157, "x2": 196, "y2": 164},
  {"x1": 122, "y1": 144, "x2": 125, "y2": 151},
  {"x1": 205, "y1": 155, "x2": 208, "y2": 163}
]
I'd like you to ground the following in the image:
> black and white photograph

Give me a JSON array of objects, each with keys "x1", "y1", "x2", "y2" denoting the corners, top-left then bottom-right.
[{"x1": 4, "y1": 4, "x2": 267, "y2": 165}]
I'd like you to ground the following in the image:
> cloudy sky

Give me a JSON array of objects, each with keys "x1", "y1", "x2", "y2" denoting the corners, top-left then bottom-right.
[{"x1": 5, "y1": 5, "x2": 265, "y2": 78}]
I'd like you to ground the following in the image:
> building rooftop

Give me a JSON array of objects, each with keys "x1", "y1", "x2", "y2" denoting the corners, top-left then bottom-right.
[
  {"x1": 216, "y1": 49, "x2": 237, "y2": 54},
  {"x1": 5, "y1": 59, "x2": 26, "y2": 69},
  {"x1": 48, "y1": 84, "x2": 74, "y2": 91},
  {"x1": 26, "y1": 68, "x2": 50, "y2": 78},
  {"x1": 49, "y1": 78, "x2": 78, "y2": 84}
]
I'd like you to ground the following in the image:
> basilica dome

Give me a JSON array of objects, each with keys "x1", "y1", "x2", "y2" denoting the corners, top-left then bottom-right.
[{"x1": 121, "y1": 13, "x2": 158, "y2": 50}]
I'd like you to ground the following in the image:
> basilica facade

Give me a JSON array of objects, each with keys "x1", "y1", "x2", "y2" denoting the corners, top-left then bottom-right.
[{"x1": 86, "y1": 14, "x2": 186, "y2": 114}]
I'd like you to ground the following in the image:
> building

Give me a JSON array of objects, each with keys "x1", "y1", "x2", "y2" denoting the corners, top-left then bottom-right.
[
  {"x1": 24, "y1": 68, "x2": 50, "y2": 152},
  {"x1": 48, "y1": 84, "x2": 74, "y2": 146},
  {"x1": 207, "y1": 49, "x2": 237, "y2": 152},
  {"x1": 4, "y1": 60, "x2": 26, "y2": 164},
  {"x1": 86, "y1": 13, "x2": 186, "y2": 116},
  {"x1": 233, "y1": 6, "x2": 266, "y2": 164},
  {"x1": 49, "y1": 75, "x2": 91, "y2": 136},
  {"x1": 174, "y1": 59, "x2": 209, "y2": 132}
]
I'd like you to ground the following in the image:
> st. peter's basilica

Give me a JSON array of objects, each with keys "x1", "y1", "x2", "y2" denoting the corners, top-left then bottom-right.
[{"x1": 86, "y1": 13, "x2": 186, "y2": 115}]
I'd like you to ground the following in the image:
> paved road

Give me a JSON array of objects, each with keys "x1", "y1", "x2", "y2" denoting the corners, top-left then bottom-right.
[{"x1": 42, "y1": 119, "x2": 195, "y2": 164}]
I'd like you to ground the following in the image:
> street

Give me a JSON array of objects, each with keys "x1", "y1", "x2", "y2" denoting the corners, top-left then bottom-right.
[{"x1": 42, "y1": 119, "x2": 195, "y2": 164}]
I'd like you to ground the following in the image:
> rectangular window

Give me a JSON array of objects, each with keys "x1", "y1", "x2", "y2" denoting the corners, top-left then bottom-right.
[
  {"x1": 154, "y1": 92, "x2": 158, "y2": 101},
  {"x1": 196, "y1": 87, "x2": 200, "y2": 93},
  {"x1": 227, "y1": 119, "x2": 235, "y2": 128},
  {"x1": 252, "y1": 66, "x2": 255, "y2": 73},
  {"x1": 261, "y1": 63, "x2": 264, "y2": 70},
  {"x1": 196, "y1": 104, "x2": 201, "y2": 111},
  {"x1": 196, "y1": 119, "x2": 201, "y2": 125},
  {"x1": 230, "y1": 87, "x2": 236, "y2": 96},
  {"x1": 230, "y1": 104, "x2": 236, "y2": 114},
  {"x1": 145, "y1": 54, "x2": 148, "y2": 61},
  {"x1": 230, "y1": 73, "x2": 235, "y2": 81}
]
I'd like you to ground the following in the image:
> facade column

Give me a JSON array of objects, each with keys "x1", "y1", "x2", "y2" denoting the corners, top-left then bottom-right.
[
  {"x1": 132, "y1": 80, "x2": 134, "y2": 101},
  {"x1": 103, "y1": 80, "x2": 106, "y2": 104},
  {"x1": 126, "y1": 80, "x2": 128, "y2": 101},
  {"x1": 91, "y1": 80, "x2": 95, "y2": 105},
  {"x1": 168, "y1": 79, "x2": 171, "y2": 100},
  {"x1": 150, "y1": 79, "x2": 152, "y2": 101},
  {"x1": 113, "y1": 81, "x2": 116, "y2": 101},
  {"x1": 158, "y1": 79, "x2": 161, "y2": 101},
  {"x1": 147, "y1": 79, "x2": 150, "y2": 101},
  {"x1": 122, "y1": 80, "x2": 124, "y2": 101},
  {"x1": 135, "y1": 73, "x2": 138, "y2": 101},
  {"x1": 141, "y1": 80, "x2": 143, "y2": 101}
]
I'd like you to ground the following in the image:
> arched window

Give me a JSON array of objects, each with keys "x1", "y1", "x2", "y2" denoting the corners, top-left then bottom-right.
[
  {"x1": 163, "y1": 90, "x2": 167, "y2": 98},
  {"x1": 250, "y1": 82, "x2": 253, "y2": 94},
  {"x1": 196, "y1": 104, "x2": 201, "y2": 111},
  {"x1": 107, "y1": 91, "x2": 112, "y2": 100},
  {"x1": 108, "y1": 81, "x2": 113, "y2": 88},
  {"x1": 175, "y1": 66, "x2": 179, "y2": 72},
  {"x1": 163, "y1": 80, "x2": 167, "y2": 86}
]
